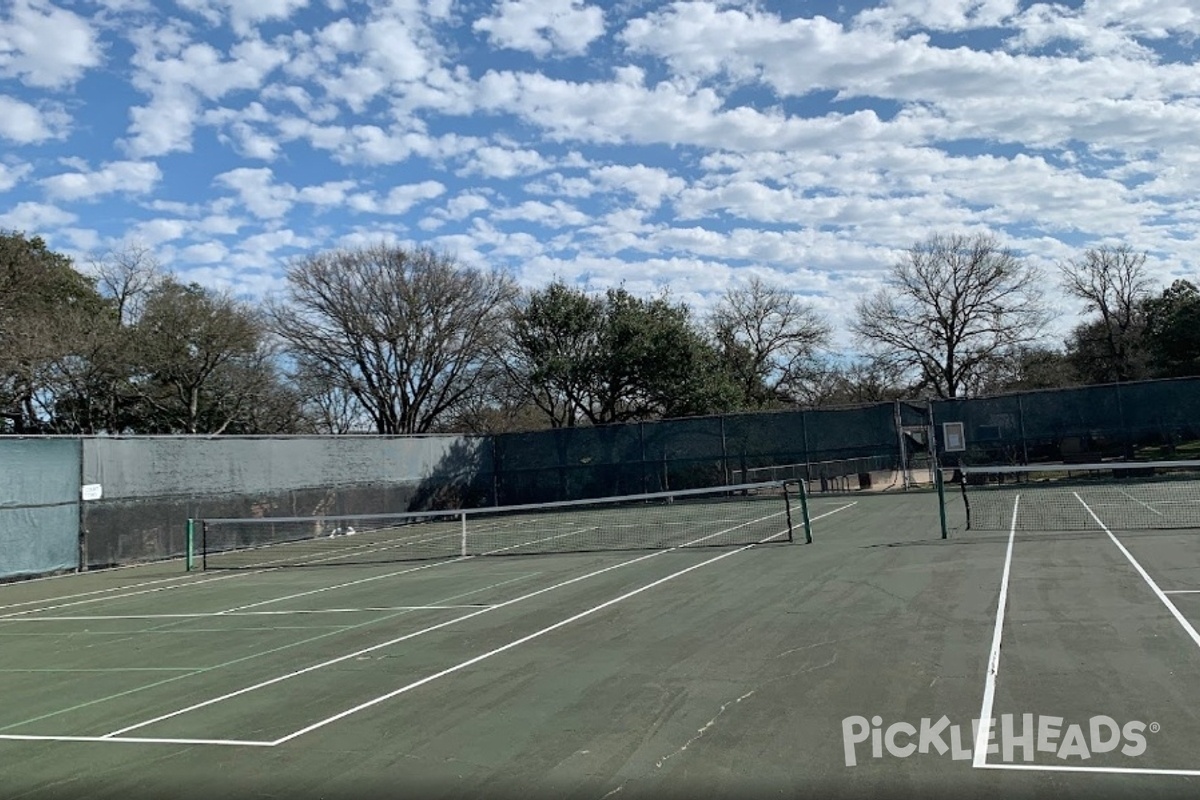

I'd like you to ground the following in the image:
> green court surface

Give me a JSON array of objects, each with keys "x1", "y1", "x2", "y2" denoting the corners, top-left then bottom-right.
[{"x1": 4, "y1": 492, "x2": 1200, "y2": 799}]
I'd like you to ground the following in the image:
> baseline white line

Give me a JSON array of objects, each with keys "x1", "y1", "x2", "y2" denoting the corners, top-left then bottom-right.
[
  {"x1": 1116, "y1": 488, "x2": 1165, "y2": 517},
  {"x1": 270, "y1": 531, "x2": 787, "y2": 745},
  {"x1": 103, "y1": 511, "x2": 797, "y2": 739},
  {"x1": 0, "y1": 734, "x2": 273, "y2": 747},
  {"x1": 0, "y1": 668, "x2": 203, "y2": 673},
  {"x1": 1075, "y1": 493, "x2": 1200, "y2": 651},
  {"x1": 0, "y1": 571, "x2": 269, "y2": 620},
  {"x1": 1, "y1": 606, "x2": 495, "y2": 621},
  {"x1": 973, "y1": 494, "x2": 1020, "y2": 769},
  {"x1": 0, "y1": 574, "x2": 203, "y2": 612},
  {"x1": 1163, "y1": 590, "x2": 1200, "y2": 595},
  {"x1": 979, "y1": 762, "x2": 1200, "y2": 777},
  {"x1": 0, "y1": 553, "x2": 191, "y2": 589}
]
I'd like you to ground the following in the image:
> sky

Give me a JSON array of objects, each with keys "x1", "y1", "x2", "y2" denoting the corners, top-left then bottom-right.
[{"x1": 2, "y1": 0, "x2": 1199, "y2": 349}]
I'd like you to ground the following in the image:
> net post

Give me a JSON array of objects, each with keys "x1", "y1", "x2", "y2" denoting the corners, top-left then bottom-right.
[
  {"x1": 793, "y1": 478, "x2": 813, "y2": 544},
  {"x1": 185, "y1": 518, "x2": 195, "y2": 571},
  {"x1": 460, "y1": 512, "x2": 468, "y2": 557},
  {"x1": 200, "y1": 520, "x2": 208, "y2": 571},
  {"x1": 934, "y1": 460, "x2": 948, "y2": 539},
  {"x1": 781, "y1": 482, "x2": 794, "y2": 543}
]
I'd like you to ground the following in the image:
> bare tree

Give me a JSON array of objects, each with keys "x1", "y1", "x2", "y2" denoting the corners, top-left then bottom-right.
[
  {"x1": 88, "y1": 243, "x2": 164, "y2": 325},
  {"x1": 1059, "y1": 244, "x2": 1152, "y2": 383},
  {"x1": 270, "y1": 245, "x2": 518, "y2": 434},
  {"x1": 851, "y1": 232, "x2": 1047, "y2": 399},
  {"x1": 291, "y1": 355, "x2": 372, "y2": 434},
  {"x1": 710, "y1": 276, "x2": 831, "y2": 407}
]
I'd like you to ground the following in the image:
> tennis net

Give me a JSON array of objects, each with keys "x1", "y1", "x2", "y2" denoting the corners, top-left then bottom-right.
[
  {"x1": 196, "y1": 481, "x2": 800, "y2": 569},
  {"x1": 957, "y1": 460, "x2": 1200, "y2": 531}
]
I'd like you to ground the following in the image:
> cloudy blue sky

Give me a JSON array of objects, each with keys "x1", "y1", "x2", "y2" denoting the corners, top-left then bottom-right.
[{"x1": 2, "y1": 0, "x2": 1198, "y2": 346}]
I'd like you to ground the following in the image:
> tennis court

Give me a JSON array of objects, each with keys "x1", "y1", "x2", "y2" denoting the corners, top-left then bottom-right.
[{"x1": 4, "y1": 474, "x2": 1200, "y2": 799}]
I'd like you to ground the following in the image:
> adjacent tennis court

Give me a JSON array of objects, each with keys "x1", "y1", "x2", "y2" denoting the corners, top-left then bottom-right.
[{"x1": 4, "y1": 472, "x2": 1200, "y2": 800}]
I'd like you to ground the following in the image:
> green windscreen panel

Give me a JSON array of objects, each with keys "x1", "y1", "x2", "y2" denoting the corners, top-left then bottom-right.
[{"x1": 0, "y1": 439, "x2": 80, "y2": 580}]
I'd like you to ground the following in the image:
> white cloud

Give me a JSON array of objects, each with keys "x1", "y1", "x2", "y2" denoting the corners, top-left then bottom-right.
[
  {"x1": 173, "y1": 0, "x2": 311, "y2": 37},
  {"x1": 590, "y1": 164, "x2": 685, "y2": 208},
  {"x1": 40, "y1": 160, "x2": 162, "y2": 201},
  {"x1": 214, "y1": 167, "x2": 296, "y2": 219},
  {"x1": 0, "y1": 161, "x2": 32, "y2": 192},
  {"x1": 0, "y1": 201, "x2": 77, "y2": 230},
  {"x1": 444, "y1": 193, "x2": 492, "y2": 220},
  {"x1": 124, "y1": 91, "x2": 201, "y2": 157},
  {"x1": 458, "y1": 145, "x2": 551, "y2": 178},
  {"x1": 348, "y1": 181, "x2": 446, "y2": 215},
  {"x1": 0, "y1": 0, "x2": 102, "y2": 88},
  {"x1": 493, "y1": 200, "x2": 590, "y2": 227},
  {"x1": 296, "y1": 180, "x2": 357, "y2": 207},
  {"x1": 0, "y1": 94, "x2": 61, "y2": 143},
  {"x1": 123, "y1": 29, "x2": 290, "y2": 156},
  {"x1": 854, "y1": 0, "x2": 1019, "y2": 34},
  {"x1": 130, "y1": 218, "x2": 188, "y2": 245},
  {"x1": 178, "y1": 241, "x2": 229, "y2": 263},
  {"x1": 475, "y1": 0, "x2": 605, "y2": 57}
]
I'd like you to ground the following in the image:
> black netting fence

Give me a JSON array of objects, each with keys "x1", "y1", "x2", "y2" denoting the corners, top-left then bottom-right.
[
  {"x1": 492, "y1": 402, "x2": 913, "y2": 505},
  {"x1": 932, "y1": 376, "x2": 1200, "y2": 467},
  {"x1": 490, "y1": 376, "x2": 1200, "y2": 506}
]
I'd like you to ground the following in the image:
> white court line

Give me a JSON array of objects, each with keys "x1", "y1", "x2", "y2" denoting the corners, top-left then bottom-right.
[
  {"x1": 979, "y1": 762, "x2": 1200, "y2": 777},
  {"x1": 1163, "y1": 590, "x2": 1200, "y2": 595},
  {"x1": 973, "y1": 494, "x2": 1020, "y2": 769},
  {"x1": 0, "y1": 573, "x2": 202, "y2": 612},
  {"x1": 1, "y1": 606, "x2": 495, "y2": 621},
  {"x1": 271, "y1": 531, "x2": 785, "y2": 745},
  {"x1": 0, "y1": 734, "x2": 273, "y2": 747},
  {"x1": 0, "y1": 552, "x2": 191, "y2": 589},
  {"x1": 969, "y1": 495, "x2": 1200, "y2": 774},
  {"x1": 0, "y1": 668, "x2": 202, "y2": 673},
  {"x1": 213, "y1": 558, "x2": 474, "y2": 614},
  {"x1": 0, "y1": 573, "x2": 537, "y2": 737},
  {"x1": 1116, "y1": 488, "x2": 1165, "y2": 517},
  {"x1": 1074, "y1": 493, "x2": 1200, "y2": 651},
  {"x1": 102, "y1": 508, "x2": 811, "y2": 740},
  {"x1": 0, "y1": 571, "x2": 268, "y2": 620},
  {"x1": 268, "y1": 506, "x2": 853, "y2": 746},
  {"x1": 1, "y1": 506, "x2": 838, "y2": 747}
]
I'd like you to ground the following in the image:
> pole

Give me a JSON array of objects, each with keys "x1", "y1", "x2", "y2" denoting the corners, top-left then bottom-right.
[
  {"x1": 186, "y1": 518, "x2": 195, "y2": 571},
  {"x1": 928, "y1": 400, "x2": 948, "y2": 539}
]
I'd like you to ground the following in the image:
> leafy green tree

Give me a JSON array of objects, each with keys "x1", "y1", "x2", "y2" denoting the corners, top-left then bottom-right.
[
  {"x1": 132, "y1": 279, "x2": 286, "y2": 434},
  {"x1": 507, "y1": 282, "x2": 739, "y2": 426},
  {"x1": 0, "y1": 231, "x2": 111, "y2": 432},
  {"x1": 1144, "y1": 279, "x2": 1200, "y2": 378}
]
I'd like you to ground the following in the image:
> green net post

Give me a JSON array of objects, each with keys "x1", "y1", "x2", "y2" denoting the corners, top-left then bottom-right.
[
  {"x1": 935, "y1": 461, "x2": 948, "y2": 539},
  {"x1": 185, "y1": 518, "x2": 195, "y2": 571},
  {"x1": 928, "y1": 399, "x2": 948, "y2": 539},
  {"x1": 796, "y1": 479, "x2": 813, "y2": 544}
]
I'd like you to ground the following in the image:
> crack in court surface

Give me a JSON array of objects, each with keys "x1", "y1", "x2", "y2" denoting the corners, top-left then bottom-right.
[{"x1": 654, "y1": 689, "x2": 757, "y2": 769}]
